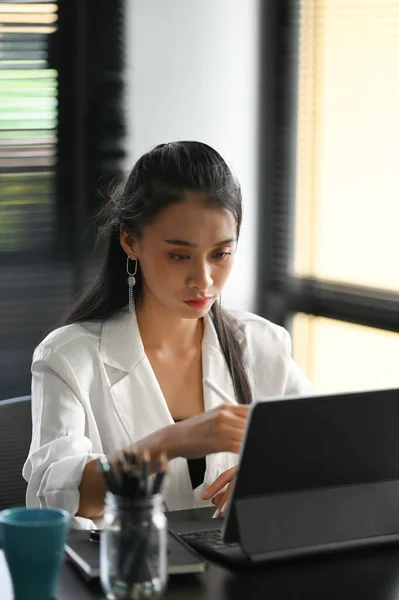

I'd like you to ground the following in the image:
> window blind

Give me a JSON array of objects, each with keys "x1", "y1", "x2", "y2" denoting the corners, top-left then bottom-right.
[
  {"x1": 0, "y1": 1, "x2": 126, "y2": 400},
  {"x1": 295, "y1": 0, "x2": 399, "y2": 291},
  {"x1": 291, "y1": 0, "x2": 399, "y2": 391},
  {"x1": 0, "y1": 2, "x2": 63, "y2": 400},
  {"x1": 0, "y1": 1, "x2": 58, "y2": 256}
]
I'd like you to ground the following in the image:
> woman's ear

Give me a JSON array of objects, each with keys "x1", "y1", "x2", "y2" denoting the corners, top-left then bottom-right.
[{"x1": 120, "y1": 226, "x2": 136, "y2": 256}]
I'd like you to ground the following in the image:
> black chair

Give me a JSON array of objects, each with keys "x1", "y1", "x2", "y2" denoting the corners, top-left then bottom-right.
[{"x1": 0, "y1": 396, "x2": 32, "y2": 510}]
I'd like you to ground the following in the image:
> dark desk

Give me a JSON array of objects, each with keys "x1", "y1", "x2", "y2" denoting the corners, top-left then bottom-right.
[{"x1": 3, "y1": 544, "x2": 399, "y2": 599}]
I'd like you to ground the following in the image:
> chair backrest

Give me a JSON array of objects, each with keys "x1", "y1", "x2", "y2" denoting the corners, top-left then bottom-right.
[{"x1": 0, "y1": 396, "x2": 32, "y2": 510}]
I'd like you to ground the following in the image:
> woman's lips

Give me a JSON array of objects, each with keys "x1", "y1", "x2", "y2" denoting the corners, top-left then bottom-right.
[{"x1": 184, "y1": 297, "x2": 213, "y2": 308}]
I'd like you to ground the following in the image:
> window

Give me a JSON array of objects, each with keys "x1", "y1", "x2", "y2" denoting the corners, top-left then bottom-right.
[
  {"x1": 0, "y1": 2, "x2": 57, "y2": 256},
  {"x1": 257, "y1": 0, "x2": 399, "y2": 394},
  {"x1": 295, "y1": 0, "x2": 399, "y2": 291},
  {"x1": 0, "y1": 2, "x2": 60, "y2": 399},
  {"x1": 293, "y1": 0, "x2": 399, "y2": 391},
  {"x1": 293, "y1": 314, "x2": 399, "y2": 394},
  {"x1": 0, "y1": 1, "x2": 126, "y2": 400}
]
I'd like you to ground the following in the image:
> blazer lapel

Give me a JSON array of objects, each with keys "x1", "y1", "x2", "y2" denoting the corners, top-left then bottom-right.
[
  {"x1": 100, "y1": 309, "x2": 193, "y2": 510},
  {"x1": 100, "y1": 309, "x2": 174, "y2": 443},
  {"x1": 101, "y1": 310, "x2": 243, "y2": 438}
]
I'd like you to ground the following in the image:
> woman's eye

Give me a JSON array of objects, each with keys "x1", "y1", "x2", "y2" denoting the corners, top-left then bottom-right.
[
  {"x1": 213, "y1": 252, "x2": 232, "y2": 260},
  {"x1": 169, "y1": 254, "x2": 189, "y2": 261}
]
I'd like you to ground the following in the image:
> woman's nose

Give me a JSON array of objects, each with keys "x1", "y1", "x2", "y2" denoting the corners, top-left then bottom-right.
[{"x1": 187, "y1": 261, "x2": 213, "y2": 291}]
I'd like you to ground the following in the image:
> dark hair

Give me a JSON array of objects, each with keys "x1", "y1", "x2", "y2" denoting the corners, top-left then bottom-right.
[{"x1": 64, "y1": 141, "x2": 252, "y2": 404}]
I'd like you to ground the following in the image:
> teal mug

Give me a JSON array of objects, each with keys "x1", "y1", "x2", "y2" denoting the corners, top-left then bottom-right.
[{"x1": 0, "y1": 507, "x2": 71, "y2": 600}]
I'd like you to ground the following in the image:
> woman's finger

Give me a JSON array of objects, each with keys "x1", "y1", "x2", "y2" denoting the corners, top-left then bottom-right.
[
  {"x1": 202, "y1": 476, "x2": 229, "y2": 500},
  {"x1": 219, "y1": 486, "x2": 232, "y2": 517},
  {"x1": 201, "y1": 467, "x2": 236, "y2": 500},
  {"x1": 201, "y1": 469, "x2": 234, "y2": 500},
  {"x1": 211, "y1": 492, "x2": 224, "y2": 505},
  {"x1": 225, "y1": 405, "x2": 249, "y2": 418},
  {"x1": 213, "y1": 485, "x2": 231, "y2": 518}
]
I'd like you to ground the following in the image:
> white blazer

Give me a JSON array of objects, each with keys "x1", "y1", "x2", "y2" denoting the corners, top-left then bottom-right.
[{"x1": 23, "y1": 308, "x2": 311, "y2": 529}]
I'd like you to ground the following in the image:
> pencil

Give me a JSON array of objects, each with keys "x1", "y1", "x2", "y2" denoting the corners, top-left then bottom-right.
[
  {"x1": 151, "y1": 453, "x2": 168, "y2": 495},
  {"x1": 98, "y1": 456, "x2": 120, "y2": 494},
  {"x1": 203, "y1": 377, "x2": 236, "y2": 404},
  {"x1": 141, "y1": 450, "x2": 151, "y2": 497}
]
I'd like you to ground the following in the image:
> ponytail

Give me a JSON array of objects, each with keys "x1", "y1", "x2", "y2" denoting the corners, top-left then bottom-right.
[{"x1": 211, "y1": 303, "x2": 252, "y2": 405}]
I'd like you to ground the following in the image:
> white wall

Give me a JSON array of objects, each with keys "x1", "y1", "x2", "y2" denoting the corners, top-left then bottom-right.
[{"x1": 125, "y1": 0, "x2": 260, "y2": 311}]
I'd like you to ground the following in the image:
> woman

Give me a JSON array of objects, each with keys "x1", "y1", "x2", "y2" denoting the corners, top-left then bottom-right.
[{"x1": 23, "y1": 141, "x2": 311, "y2": 529}]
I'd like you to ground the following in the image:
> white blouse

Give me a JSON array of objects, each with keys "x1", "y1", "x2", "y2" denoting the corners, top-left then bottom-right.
[{"x1": 23, "y1": 309, "x2": 311, "y2": 529}]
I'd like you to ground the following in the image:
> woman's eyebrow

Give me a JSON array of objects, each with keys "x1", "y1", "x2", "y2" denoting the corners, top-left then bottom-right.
[{"x1": 163, "y1": 237, "x2": 236, "y2": 248}]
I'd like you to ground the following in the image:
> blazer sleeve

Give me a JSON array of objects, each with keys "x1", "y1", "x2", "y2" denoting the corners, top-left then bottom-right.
[
  {"x1": 22, "y1": 345, "x2": 104, "y2": 528},
  {"x1": 282, "y1": 328, "x2": 312, "y2": 396}
]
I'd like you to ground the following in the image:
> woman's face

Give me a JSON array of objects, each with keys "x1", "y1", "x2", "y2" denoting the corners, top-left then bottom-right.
[{"x1": 121, "y1": 194, "x2": 237, "y2": 318}]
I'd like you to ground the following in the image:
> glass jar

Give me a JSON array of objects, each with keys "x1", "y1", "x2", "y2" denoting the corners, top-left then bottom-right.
[{"x1": 100, "y1": 492, "x2": 168, "y2": 600}]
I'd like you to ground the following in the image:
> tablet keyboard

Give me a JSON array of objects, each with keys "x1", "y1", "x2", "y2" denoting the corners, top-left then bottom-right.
[{"x1": 180, "y1": 529, "x2": 240, "y2": 551}]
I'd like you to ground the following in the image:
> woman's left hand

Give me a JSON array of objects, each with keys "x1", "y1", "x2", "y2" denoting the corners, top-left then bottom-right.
[{"x1": 201, "y1": 466, "x2": 237, "y2": 518}]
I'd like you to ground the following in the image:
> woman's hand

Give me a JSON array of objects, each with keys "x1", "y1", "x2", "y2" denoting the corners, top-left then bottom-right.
[
  {"x1": 201, "y1": 466, "x2": 236, "y2": 518},
  {"x1": 168, "y1": 405, "x2": 249, "y2": 460}
]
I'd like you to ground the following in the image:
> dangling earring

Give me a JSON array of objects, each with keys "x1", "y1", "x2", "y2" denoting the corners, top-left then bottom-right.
[{"x1": 126, "y1": 254, "x2": 138, "y2": 312}]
